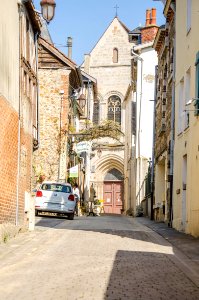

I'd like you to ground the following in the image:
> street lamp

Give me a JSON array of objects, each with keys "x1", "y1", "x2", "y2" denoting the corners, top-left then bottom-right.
[
  {"x1": 40, "y1": 0, "x2": 56, "y2": 23},
  {"x1": 78, "y1": 94, "x2": 86, "y2": 109}
]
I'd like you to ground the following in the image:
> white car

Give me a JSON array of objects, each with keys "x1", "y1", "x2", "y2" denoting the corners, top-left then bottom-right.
[{"x1": 35, "y1": 182, "x2": 76, "y2": 220}]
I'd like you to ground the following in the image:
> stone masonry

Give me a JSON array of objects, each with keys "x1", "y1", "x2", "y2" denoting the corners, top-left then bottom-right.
[{"x1": 33, "y1": 68, "x2": 70, "y2": 183}]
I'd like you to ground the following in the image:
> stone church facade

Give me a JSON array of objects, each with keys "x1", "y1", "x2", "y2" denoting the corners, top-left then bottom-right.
[{"x1": 81, "y1": 17, "x2": 133, "y2": 213}]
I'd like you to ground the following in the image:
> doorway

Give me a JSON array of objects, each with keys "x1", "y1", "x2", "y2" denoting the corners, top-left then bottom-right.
[{"x1": 103, "y1": 169, "x2": 124, "y2": 214}]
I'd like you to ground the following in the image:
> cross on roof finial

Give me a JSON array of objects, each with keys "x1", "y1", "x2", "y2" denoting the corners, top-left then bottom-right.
[{"x1": 114, "y1": 4, "x2": 119, "y2": 17}]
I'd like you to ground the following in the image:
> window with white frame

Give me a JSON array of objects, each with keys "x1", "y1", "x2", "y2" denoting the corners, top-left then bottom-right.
[
  {"x1": 178, "y1": 78, "x2": 185, "y2": 134},
  {"x1": 187, "y1": 0, "x2": 192, "y2": 32}
]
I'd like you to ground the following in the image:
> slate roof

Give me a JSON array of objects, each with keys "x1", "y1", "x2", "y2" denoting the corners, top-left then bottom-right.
[{"x1": 129, "y1": 26, "x2": 142, "y2": 34}]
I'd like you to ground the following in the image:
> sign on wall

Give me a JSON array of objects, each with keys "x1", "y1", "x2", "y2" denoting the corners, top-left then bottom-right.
[
  {"x1": 69, "y1": 165, "x2": 78, "y2": 178},
  {"x1": 76, "y1": 141, "x2": 91, "y2": 154}
]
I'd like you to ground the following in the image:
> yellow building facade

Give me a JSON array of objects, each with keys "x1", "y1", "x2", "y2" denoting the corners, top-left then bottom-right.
[{"x1": 173, "y1": 0, "x2": 199, "y2": 236}]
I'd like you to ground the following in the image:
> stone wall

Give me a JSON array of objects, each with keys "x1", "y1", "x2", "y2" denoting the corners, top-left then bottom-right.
[{"x1": 33, "y1": 68, "x2": 70, "y2": 185}]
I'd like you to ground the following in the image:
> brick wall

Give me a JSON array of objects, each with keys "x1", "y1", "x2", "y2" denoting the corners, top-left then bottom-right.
[
  {"x1": 0, "y1": 96, "x2": 19, "y2": 224},
  {"x1": 0, "y1": 95, "x2": 33, "y2": 226}
]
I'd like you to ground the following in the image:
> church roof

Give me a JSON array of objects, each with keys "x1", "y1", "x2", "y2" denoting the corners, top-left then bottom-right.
[
  {"x1": 81, "y1": 16, "x2": 131, "y2": 65},
  {"x1": 115, "y1": 17, "x2": 130, "y2": 33}
]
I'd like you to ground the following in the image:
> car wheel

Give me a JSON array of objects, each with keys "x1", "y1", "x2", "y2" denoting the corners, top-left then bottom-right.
[
  {"x1": 35, "y1": 210, "x2": 39, "y2": 216},
  {"x1": 68, "y1": 213, "x2": 74, "y2": 220}
]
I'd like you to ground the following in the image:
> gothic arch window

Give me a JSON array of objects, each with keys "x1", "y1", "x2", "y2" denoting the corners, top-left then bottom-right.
[
  {"x1": 107, "y1": 95, "x2": 121, "y2": 124},
  {"x1": 104, "y1": 168, "x2": 123, "y2": 181},
  {"x1": 93, "y1": 100, "x2": 100, "y2": 124},
  {"x1": 113, "y1": 48, "x2": 118, "y2": 63}
]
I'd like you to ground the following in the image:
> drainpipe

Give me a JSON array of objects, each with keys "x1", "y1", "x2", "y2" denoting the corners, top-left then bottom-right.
[
  {"x1": 169, "y1": 9, "x2": 176, "y2": 228},
  {"x1": 132, "y1": 48, "x2": 143, "y2": 206},
  {"x1": 16, "y1": 3, "x2": 24, "y2": 226},
  {"x1": 151, "y1": 65, "x2": 158, "y2": 220},
  {"x1": 35, "y1": 31, "x2": 40, "y2": 150}
]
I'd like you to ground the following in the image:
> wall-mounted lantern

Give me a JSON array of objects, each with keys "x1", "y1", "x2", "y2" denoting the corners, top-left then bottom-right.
[
  {"x1": 78, "y1": 94, "x2": 86, "y2": 109},
  {"x1": 40, "y1": 0, "x2": 56, "y2": 23}
]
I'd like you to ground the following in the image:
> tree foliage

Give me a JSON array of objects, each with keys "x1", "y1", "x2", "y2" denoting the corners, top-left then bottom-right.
[{"x1": 77, "y1": 120, "x2": 124, "y2": 142}]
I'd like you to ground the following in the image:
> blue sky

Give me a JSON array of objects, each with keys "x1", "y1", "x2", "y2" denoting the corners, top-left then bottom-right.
[{"x1": 33, "y1": 0, "x2": 165, "y2": 65}]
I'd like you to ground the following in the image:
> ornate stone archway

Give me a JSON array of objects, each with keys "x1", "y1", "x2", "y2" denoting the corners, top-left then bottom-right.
[{"x1": 90, "y1": 155, "x2": 124, "y2": 212}]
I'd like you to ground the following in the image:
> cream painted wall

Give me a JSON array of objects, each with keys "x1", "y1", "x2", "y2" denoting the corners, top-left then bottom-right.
[
  {"x1": 0, "y1": 0, "x2": 19, "y2": 111},
  {"x1": 173, "y1": 0, "x2": 199, "y2": 236}
]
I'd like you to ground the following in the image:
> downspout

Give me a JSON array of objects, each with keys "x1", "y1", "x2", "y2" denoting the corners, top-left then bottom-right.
[
  {"x1": 151, "y1": 65, "x2": 158, "y2": 220},
  {"x1": 169, "y1": 10, "x2": 176, "y2": 228},
  {"x1": 35, "y1": 32, "x2": 40, "y2": 150},
  {"x1": 132, "y1": 48, "x2": 143, "y2": 206},
  {"x1": 16, "y1": 3, "x2": 23, "y2": 226}
]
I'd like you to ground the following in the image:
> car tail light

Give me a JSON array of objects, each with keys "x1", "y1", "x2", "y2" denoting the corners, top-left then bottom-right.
[
  {"x1": 68, "y1": 194, "x2": 74, "y2": 201},
  {"x1": 36, "y1": 190, "x2": 43, "y2": 197}
]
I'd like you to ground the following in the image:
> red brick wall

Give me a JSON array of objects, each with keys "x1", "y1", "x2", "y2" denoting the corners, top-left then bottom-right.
[
  {"x1": 141, "y1": 26, "x2": 158, "y2": 44},
  {"x1": 0, "y1": 96, "x2": 32, "y2": 226},
  {"x1": 0, "y1": 96, "x2": 19, "y2": 224}
]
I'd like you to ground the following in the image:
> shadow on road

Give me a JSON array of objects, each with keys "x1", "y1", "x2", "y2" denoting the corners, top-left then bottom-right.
[
  {"x1": 35, "y1": 214, "x2": 165, "y2": 246},
  {"x1": 103, "y1": 250, "x2": 199, "y2": 300}
]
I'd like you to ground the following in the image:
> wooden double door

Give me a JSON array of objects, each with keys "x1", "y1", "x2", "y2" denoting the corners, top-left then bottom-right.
[{"x1": 103, "y1": 181, "x2": 123, "y2": 214}]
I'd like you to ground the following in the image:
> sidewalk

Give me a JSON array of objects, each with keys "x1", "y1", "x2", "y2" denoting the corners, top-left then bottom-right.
[{"x1": 137, "y1": 217, "x2": 199, "y2": 264}]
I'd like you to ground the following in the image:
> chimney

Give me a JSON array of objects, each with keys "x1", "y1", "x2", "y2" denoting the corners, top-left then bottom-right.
[
  {"x1": 141, "y1": 8, "x2": 158, "y2": 44},
  {"x1": 151, "y1": 8, "x2": 157, "y2": 25},
  {"x1": 84, "y1": 54, "x2": 90, "y2": 74},
  {"x1": 67, "y1": 37, "x2": 72, "y2": 59},
  {"x1": 146, "y1": 9, "x2": 151, "y2": 27}
]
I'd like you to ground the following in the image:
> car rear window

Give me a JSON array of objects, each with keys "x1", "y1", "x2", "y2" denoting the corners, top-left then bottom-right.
[{"x1": 41, "y1": 184, "x2": 72, "y2": 193}]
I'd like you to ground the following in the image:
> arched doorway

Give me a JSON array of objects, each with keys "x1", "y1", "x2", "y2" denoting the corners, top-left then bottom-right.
[{"x1": 103, "y1": 168, "x2": 124, "y2": 214}]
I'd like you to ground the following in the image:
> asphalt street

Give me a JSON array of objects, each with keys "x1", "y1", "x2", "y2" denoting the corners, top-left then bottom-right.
[{"x1": 0, "y1": 214, "x2": 199, "y2": 300}]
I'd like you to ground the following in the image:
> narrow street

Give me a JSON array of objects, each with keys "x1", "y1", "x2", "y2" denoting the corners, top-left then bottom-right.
[{"x1": 0, "y1": 215, "x2": 199, "y2": 300}]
